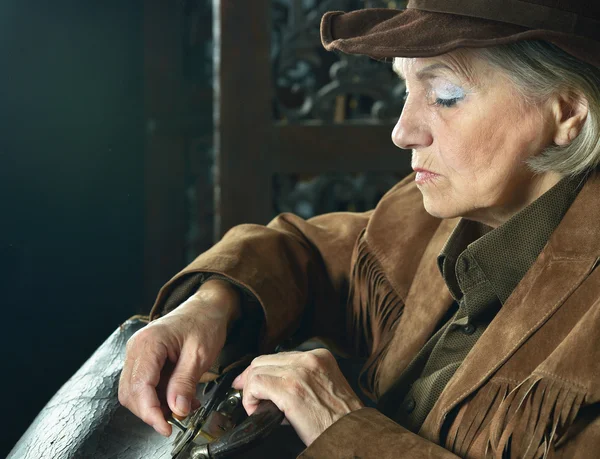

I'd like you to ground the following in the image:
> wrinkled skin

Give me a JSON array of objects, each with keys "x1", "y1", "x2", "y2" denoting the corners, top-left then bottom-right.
[
  {"x1": 231, "y1": 349, "x2": 364, "y2": 446},
  {"x1": 392, "y1": 50, "x2": 587, "y2": 228},
  {"x1": 119, "y1": 281, "x2": 364, "y2": 445},
  {"x1": 118, "y1": 280, "x2": 239, "y2": 436}
]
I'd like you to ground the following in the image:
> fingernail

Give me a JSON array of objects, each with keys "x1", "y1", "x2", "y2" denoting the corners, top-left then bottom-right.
[
  {"x1": 176, "y1": 395, "x2": 191, "y2": 415},
  {"x1": 154, "y1": 424, "x2": 170, "y2": 437},
  {"x1": 232, "y1": 375, "x2": 241, "y2": 385}
]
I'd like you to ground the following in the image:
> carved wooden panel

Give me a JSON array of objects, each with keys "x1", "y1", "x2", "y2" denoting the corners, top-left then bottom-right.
[
  {"x1": 144, "y1": 0, "x2": 413, "y2": 302},
  {"x1": 214, "y1": 0, "x2": 411, "y2": 237}
]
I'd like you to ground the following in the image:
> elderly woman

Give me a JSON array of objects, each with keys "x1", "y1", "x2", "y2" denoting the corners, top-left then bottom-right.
[{"x1": 119, "y1": 1, "x2": 600, "y2": 457}]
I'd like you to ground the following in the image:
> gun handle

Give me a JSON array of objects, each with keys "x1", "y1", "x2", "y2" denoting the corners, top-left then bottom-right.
[{"x1": 207, "y1": 400, "x2": 284, "y2": 458}]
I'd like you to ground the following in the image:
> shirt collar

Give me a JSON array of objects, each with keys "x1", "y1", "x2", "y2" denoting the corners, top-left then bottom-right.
[{"x1": 438, "y1": 175, "x2": 585, "y2": 304}]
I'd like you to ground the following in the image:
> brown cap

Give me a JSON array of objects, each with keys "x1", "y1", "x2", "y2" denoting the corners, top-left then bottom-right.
[{"x1": 321, "y1": 0, "x2": 600, "y2": 69}]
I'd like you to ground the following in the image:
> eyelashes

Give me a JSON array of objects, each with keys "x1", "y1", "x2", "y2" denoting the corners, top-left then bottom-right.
[
  {"x1": 430, "y1": 82, "x2": 465, "y2": 108},
  {"x1": 435, "y1": 97, "x2": 461, "y2": 108}
]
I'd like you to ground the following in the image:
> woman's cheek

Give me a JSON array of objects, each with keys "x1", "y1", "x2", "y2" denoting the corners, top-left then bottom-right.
[{"x1": 438, "y1": 142, "x2": 478, "y2": 178}]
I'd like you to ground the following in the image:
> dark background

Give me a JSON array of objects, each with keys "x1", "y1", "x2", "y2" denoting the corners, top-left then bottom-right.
[{"x1": 1, "y1": 1, "x2": 145, "y2": 455}]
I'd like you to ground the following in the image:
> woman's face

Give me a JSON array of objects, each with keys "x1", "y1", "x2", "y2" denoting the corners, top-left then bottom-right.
[{"x1": 393, "y1": 51, "x2": 562, "y2": 227}]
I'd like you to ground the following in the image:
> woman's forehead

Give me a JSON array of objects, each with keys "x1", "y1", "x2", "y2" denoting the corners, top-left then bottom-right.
[{"x1": 393, "y1": 51, "x2": 484, "y2": 84}]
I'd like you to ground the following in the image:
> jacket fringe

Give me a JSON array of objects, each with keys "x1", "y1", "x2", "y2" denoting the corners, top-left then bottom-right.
[
  {"x1": 446, "y1": 379, "x2": 512, "y2": 456},
  {"x1": 348, "y1": 231, "x2": 404, "y2": 400},
  {"x1": 446, "y1": 375, "x2": 586, "y2": 458}
]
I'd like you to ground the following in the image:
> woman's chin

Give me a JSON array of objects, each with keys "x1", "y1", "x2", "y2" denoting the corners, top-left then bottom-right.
[{"x1": 421, "y1": 196, "x2": 459, "y2": 220}]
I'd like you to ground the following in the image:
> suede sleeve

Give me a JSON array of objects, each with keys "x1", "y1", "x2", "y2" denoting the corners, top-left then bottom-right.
[
  {"x1": 149, "y1": 209, "x2": 374, "y2": 355},
  {"x1": 298, "y1": 408, "x2": 459, "y2": 458}
]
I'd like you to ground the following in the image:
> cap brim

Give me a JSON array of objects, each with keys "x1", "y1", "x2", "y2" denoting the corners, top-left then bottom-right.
[{"x1": 321, "y1": 8, "x2": 600, "y2": 69}]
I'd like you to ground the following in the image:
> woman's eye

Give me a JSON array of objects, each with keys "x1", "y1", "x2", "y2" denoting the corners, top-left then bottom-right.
[
  {"x1": 428, "y1": 82, "x2": 465, "y2": 108},
  {"x1": 435, "y1": 97, "x2": 461, "y2": 108}
]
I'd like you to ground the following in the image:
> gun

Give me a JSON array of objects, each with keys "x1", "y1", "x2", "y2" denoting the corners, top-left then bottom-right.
[{"x1": 168, "y1": 363, "x2": 285, "y2": 459}]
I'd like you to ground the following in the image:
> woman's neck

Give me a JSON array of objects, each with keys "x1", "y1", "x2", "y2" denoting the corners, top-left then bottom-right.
[{"x1": 468, "y1": 172, "x2": 563, "y2": 229}]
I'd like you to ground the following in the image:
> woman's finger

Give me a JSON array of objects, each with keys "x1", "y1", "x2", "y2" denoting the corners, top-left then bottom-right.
[
  {"x1": 119, "y1": 333, "x2": 172, "y2": 435},
  {"x1": 231, "y1": 366, "x2": 250, "y2": 390},
  {"x1": 239, "y1": 365, "x2": 294, "y2": 415},
  {"x1": 165, "y1": 340, "x2": 206, "y2": 418},
  {"x1": 249, "y1": 349, "x2": 334, "y2": 372},
  {"x1": 132, "y1": 379, "x2": 173, "y2": 436},
  {"x1": 248, "y1": 351, "x2": 303, "y2": 368}
]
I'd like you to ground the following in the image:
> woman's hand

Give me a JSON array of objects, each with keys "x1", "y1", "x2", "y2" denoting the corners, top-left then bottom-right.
[
  {"x1": 118, "y1": 279, "x2": 241, "y2": 437},
  {"x1": 231, "y1": 349, "x2": 365, "y2": 447}
]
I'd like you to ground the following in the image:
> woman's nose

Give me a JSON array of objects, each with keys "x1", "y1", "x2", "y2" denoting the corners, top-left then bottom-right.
[{"x1": 391, "y1": 99, "x2": 433, "y2": 150}]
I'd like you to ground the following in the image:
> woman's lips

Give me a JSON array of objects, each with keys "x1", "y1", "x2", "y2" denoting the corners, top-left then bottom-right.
[{"x1": 414, "y1": 169, "x2": 440, "y2": 184}]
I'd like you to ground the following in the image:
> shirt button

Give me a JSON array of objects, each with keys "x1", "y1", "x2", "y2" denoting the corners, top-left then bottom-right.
[
  {"x1": 402, "y1": 397, "x2": 416, "y2": 414},
  {"x1": 462, "y1": 323, "x2": 476, "y2": 335}
]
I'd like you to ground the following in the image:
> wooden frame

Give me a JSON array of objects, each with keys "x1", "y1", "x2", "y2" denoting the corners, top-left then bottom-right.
[
  {"x1": 213, "y1": 0, "x2": 410, "y2": 238},
  {"x1": 143, "y1": 0, "x2": 411, "y2": 305}
]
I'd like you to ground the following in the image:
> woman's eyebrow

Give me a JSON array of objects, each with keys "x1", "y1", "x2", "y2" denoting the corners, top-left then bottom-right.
[
  {"x1": 392, "y1": 61, "x2": 457, "y2": 81},
  {"x1": 415, "y1": 63, "x2": 454, "y2": 80}
]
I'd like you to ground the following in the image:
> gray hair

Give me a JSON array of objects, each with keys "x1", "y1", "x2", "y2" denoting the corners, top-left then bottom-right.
[{"x1": 474, "y1": 40, "x2": 600, "y2": 177}]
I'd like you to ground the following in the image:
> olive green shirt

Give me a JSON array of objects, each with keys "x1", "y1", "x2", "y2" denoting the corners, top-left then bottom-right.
[{"x1": 380, "y1": 175, "x2": 585, "y2": 432}]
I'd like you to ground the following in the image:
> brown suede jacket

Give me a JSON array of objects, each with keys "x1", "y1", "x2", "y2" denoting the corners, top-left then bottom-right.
[{"x1": 151, "y1": 170, "x2": 600, "y2": 459}]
